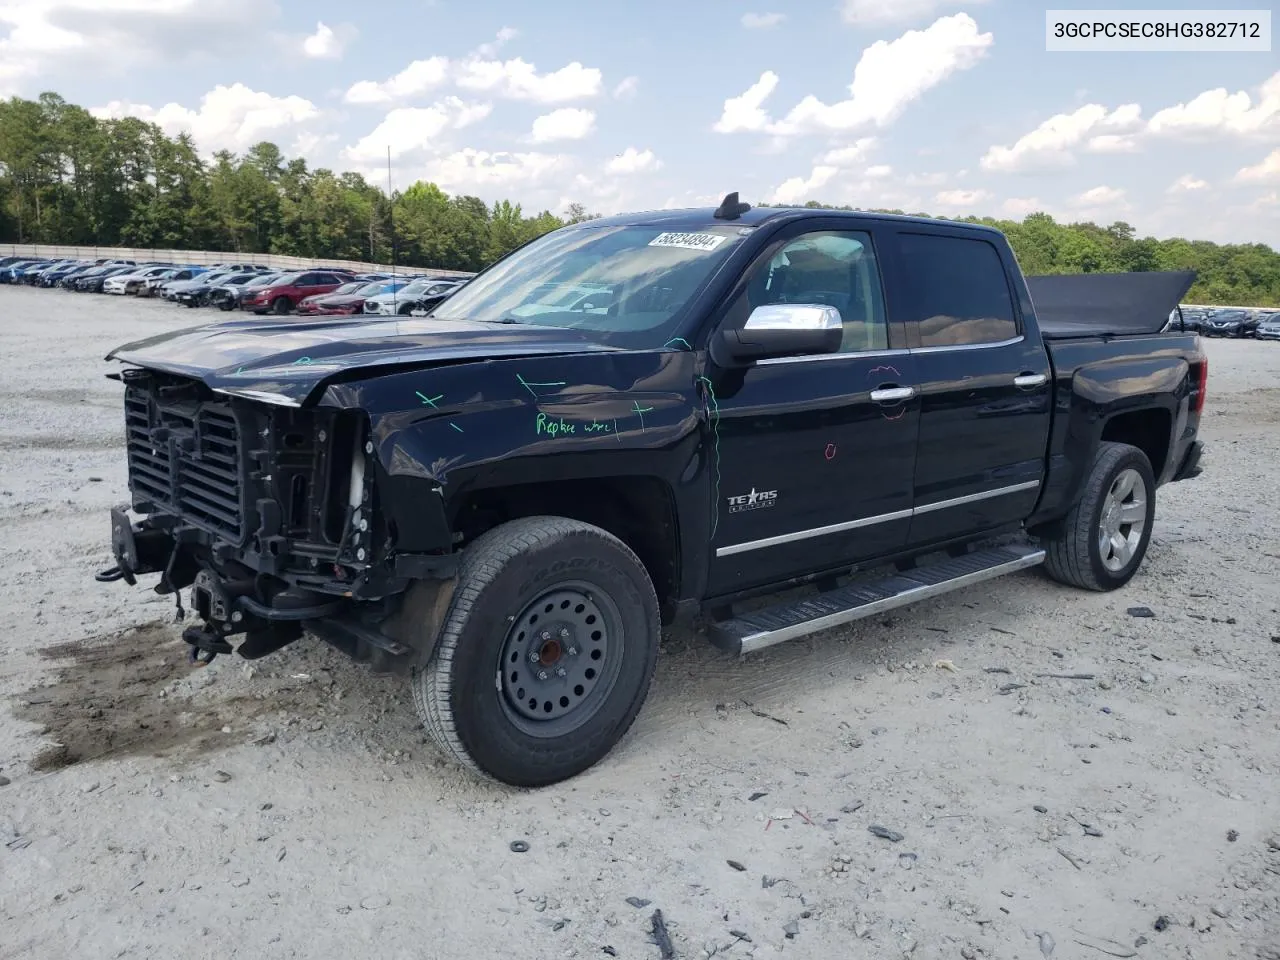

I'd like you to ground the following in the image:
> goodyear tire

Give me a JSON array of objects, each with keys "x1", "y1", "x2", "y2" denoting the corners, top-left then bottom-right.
[
  {"x1": 1040, "y1": 441, "x2": 1156, "y2": 591},
  {"x1": 411, "y1": 517, "x2": 660, "y2": 787}
]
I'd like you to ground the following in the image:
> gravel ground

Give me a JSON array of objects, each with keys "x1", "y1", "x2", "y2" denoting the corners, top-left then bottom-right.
[{"x1": 1, "y1": 286, "x2": 1277, "y2": 960}]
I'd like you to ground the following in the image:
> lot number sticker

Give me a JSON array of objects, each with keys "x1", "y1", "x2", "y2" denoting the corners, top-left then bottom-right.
[{"x1": 648, "y1": 232, "x2": 727, "y2": 252}]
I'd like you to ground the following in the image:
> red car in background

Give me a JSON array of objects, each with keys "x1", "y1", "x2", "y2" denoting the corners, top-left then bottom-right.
[
  {"x1": 295, "y1": 278, "x2": 417, "y2": 317},
  {"x1": 241, "y1": 270, "x2": 352, "y2": 315}
]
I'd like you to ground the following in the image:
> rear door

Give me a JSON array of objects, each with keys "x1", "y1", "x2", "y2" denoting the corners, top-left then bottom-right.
[
  {"x1": 704, "y1": 220, "x2": 920, "y2": 597},
  {"x1": 883, "y1": 228, "x2": 1052, "y2": 545}
]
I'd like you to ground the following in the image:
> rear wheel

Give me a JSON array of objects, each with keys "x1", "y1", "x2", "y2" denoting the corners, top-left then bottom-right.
[
  {"x1": 411, "y1": 516, "x2": 660, "y2": 786},
  {"x1": 1040, "y1": 441, "x2": 1156, "y2": 591}
]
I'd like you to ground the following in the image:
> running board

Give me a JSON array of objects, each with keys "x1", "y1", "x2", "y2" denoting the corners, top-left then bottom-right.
[{"x1": 708, "y1": 544, "x2": 1046, "y2": 656}]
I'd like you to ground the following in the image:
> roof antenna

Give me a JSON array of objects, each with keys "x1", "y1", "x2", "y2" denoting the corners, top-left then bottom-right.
[{"x1": 713, "y1": 191, "x2": 751, "y2": 220}]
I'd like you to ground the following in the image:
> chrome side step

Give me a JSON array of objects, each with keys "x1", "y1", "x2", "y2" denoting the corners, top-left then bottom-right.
[{"x1": 708, "y1": 544, "x2": 1046, "y2": 656}]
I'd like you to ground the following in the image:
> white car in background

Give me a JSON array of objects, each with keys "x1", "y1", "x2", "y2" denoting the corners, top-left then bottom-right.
[
  {"x1": 104, "y1": 265, "x2": 176, "y2": 295},
  {"x1": 363, "y1": 276, "x2": 454, "y2": 315}
]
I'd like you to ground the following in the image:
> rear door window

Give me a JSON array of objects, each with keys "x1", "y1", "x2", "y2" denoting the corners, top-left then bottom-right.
[{"x1": 895, "y1": 233, "x2": 1018, "y2": 347}]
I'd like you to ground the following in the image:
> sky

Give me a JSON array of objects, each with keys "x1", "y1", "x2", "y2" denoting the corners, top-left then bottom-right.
[{"x1": 0, "y1": 0, "x2": 1277, "y2": 247}]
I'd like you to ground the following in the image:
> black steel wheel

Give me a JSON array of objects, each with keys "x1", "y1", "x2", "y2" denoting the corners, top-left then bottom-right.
[{"x1": 411, "y1": 516, "x2": 660, "y2": 787}]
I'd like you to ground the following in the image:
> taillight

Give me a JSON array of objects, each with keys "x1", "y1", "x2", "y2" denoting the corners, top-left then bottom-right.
[{"x1": 1191, "y1": 356, "x2": 1208, "y2": 414}]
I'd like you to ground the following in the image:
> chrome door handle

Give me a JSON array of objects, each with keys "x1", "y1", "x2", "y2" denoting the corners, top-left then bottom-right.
[
  {"x1": 869, "y1": 386, "x2": 916, "y2": 403},
  {"x1": 1014, "y1": 373, "x2": 1048, "y2": 388}
]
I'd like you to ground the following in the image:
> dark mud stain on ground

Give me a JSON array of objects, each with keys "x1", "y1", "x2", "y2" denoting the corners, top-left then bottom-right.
[{"x1": 12, "y1": 621, "x2": 274, "y2": 771}]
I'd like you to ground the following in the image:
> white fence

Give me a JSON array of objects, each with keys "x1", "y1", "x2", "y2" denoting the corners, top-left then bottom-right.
[{"x1": 0, "y1": 243, "x2": 473, "y2": 278}]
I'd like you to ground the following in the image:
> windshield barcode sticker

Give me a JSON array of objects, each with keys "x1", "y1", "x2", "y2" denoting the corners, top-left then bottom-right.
[{"x1": 648, "y1": 232, "x2": 727, "y2": 252}]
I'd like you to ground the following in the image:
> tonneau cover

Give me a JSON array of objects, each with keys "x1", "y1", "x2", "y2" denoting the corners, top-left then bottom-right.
[{"x1": 1026, "y1": 270, "x2": 1196, "y2": 339}]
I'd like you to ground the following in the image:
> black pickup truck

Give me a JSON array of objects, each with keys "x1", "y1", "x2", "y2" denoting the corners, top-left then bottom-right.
[{"x1": 98, "y1": 195, "x2": 1208, "y2": 786}]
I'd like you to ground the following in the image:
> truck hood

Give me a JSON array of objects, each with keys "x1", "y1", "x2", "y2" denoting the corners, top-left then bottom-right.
[{"x1": 106, "y1": 315, "x2": 621, "y2": 407}]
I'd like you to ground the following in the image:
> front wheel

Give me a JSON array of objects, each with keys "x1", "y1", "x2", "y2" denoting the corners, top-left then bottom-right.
[
  {"x1": 410, "y1": 516, "x2": 660, "y2": 786},
  {"x1": 272, "y1": 296, "x2": 291, "y2": 315},
  {"x1": 1040, "y1": 441, "x2": 1156, "y2": 591}
]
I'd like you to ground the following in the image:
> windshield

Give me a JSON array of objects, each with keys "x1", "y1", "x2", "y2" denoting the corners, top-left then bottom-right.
[
  {"x1": 429, "y1": 223, "x2": 749, "y2": 345},
  {"x1": 272, "y1": 273, "x2": 303, "y2": 285}
]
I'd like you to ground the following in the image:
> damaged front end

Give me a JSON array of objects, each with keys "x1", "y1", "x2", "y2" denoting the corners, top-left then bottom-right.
[{"x1": 97, "y1": 367, "x2": 430, "y2": 670}]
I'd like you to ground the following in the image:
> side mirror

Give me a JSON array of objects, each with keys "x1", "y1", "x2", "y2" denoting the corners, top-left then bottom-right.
[{"x1": 719, "y1": 303, "x2": 842, "y2": 362}]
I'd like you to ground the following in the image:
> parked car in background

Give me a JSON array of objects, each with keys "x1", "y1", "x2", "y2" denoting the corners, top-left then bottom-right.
[
  {"x1": 297, "y1": 279, "x2": 413, "y2": 316},
  {"x1": 208, "y1": 272, "x2": 283, "y2": 311},
  {"x1": 1202, "y1": 308, "x2": 1252, "y2": 337},
  {"x1": 1255, "y1": 313, "x2": 1280, "y2": 341},
  {"x1": 403, "y1": 279, "x2": 469, "y2": 316},
  {"x1": 62, "y1": 264, "x2": 116, "y2": 290},
  {"x1": 174, "y1": 271, "x2": 259, "y2": 307},
  {"x1": 19, "y1": 259, "x2": 75, "y2": 284},
  {"x1": 240, "y1": 270, "x2": 352, "y2": 314},
  {"x1": 42, "y1": 262, "x2": 94, "y2": 287},
  {"x1": 76, "y1": 264, "x2": 136, "y2": 292},
  {"x1": 1, "y1": 259, "x2": 47, "y2": 284},
  {"x1": 105, "y1": 265, "x2": 175, "y2": 295},
  {"x1": 361, "y1": 275, "x2": 458, "y2": 315},
  {"x1": 139, "y1": 267, "x2": 205, "y2": 298},
  {"x1": 162, "y1": 270, "x2": 239, "y2": 301}
]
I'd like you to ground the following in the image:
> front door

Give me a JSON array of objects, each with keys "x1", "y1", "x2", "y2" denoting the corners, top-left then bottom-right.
[
  {"x1": 704, "y1": 222, "x2": 919, "y2": 598},
  {"x1": 885, "y1": 227, "x2": 1053, "y2": 545}
]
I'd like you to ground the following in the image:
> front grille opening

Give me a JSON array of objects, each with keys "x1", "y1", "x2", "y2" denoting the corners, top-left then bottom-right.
[
  {"x1": 283, "y1": 433, "x2": 307, "y2": 450},
  {"x1": 125, "y1": 382, "x2": 247, "y2": 541},
  {"x1": 323, "y1": 413, "x2": 363, "y2": 543}
]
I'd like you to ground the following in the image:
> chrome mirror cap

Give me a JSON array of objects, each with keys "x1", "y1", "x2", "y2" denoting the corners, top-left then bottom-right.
[{"x1": 744, "y1": 303, "x2": 842, "y2": 331}]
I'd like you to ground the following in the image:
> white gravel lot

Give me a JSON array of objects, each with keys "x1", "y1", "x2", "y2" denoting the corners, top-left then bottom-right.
[{"x1": 0, "y1": 285, "x2": 1277, "y2": 960}]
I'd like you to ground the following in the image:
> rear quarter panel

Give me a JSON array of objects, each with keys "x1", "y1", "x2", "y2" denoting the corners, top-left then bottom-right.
[{"x1": 1030, "y1": 336, "x2": 1201, "y2": 524}]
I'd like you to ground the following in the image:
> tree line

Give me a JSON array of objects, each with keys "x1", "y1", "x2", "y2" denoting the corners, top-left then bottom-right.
[{"x1": 2, "y1": 92, "x2": 1277, "y2": 304}]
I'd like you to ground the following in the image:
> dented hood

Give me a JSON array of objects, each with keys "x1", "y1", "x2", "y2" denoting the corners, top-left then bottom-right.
[{"x1": 106, "y1": 315, "x2": 620, "y2": 406}]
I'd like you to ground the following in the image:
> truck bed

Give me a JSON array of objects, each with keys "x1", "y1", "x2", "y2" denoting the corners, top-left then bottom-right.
[{"x1": 1027, "y1": 270, "x2": 1196, "y2": 340}]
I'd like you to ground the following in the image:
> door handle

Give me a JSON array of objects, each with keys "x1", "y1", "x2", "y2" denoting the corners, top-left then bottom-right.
[
  {"x1": 869, "y1": 385, "x2": 916, "y2": 403},
  {"x1": 1014, "y1": 372, "x2": 1048, "y2": 388}
]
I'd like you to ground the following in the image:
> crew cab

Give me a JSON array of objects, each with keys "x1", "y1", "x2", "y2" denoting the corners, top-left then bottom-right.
[
  {"x1": 241, "y1": 271, "x2": 352, "y2": 315},
  {"x1": 98, "y1": 196, "x2": 1207, "y2": 787}
]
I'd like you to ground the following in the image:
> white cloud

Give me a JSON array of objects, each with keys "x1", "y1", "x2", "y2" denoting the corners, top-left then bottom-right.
[
  {"x1": 980, "y1": 103, "x2": 1142, "y2": 172},
  {"x1": 905, "y1": 171, "x2": 949, "y2": 187},
  {"x1": 529, "y1": 107, "x2": 595, "y2": 143},
  {"x1": 343, "y1": 99, "x2": 492, "y2": 163},
  {"x1": 1236, "y1": 148, "x2": 1280, "y2": 184},
  {"x1": 606, "y1": 147, "x2": 661, "y2": 174},
  {"x1": 424, "y1": 148, "x2": 569, "y2": 191},
  {"x1": 1148, "y1": 71, "x2": 1280, "y2": 140},
  {"x1": 1169, "y1": 174, "x2": 1208, "y2": 193},
  {"x1": 713, "y1": 71, "x2": 779, "y2": 133},
  {"x1": 840, "y1": 0, "x2": 988, "y2": 25},
  {"x1": 474, "y1": 26, "x2": 517, "y2": 59},
  {"x1": 0, "y1": 0, "x2": 269, "y2": 96},
  {"x1": 344, "y1": 57, "x2": 450, "y2": 104},
  {"x1": 742, "y1": 12, "x2": 785, "y2": 29},
  {"x1": 456, "y1": 56, "x2": 601, "y2": 103},
  {"x1": 980, "y1": 71, "x2": 1280, "y2": 174},
  {"x1": 1087, "y1": 134, "x2": 1139, "y2": 153},
  {"x1": 1001, "y1": 197, "x2": 1043, "y2": 218},
  {"x1": 738, "y1": 14, "x2": 993, "y2": 137},
  {"x1": 91, "y1": 83, "x2": 318, "y2": 154},
  {"x1": 302, "y1": 21, "x2": 354, "y2": 59},
  {"x1": 866, "y1": 164, "x2": 893, "y2": 178},
  {"x1": 613, "y1": 76, "x2": 639, "y2": 99},
  {"x1": 934, "y1": 188, "x2": 991, "y2": 207},
  {"x1": 1074, "y1": 185, "x2": 1126, "y2": 207},
  {"x1": 817, "y1": 138, "x2": 877, "y2": 166},
  {"x1": 770, "y1": 166, "x2": 839, "y2": 204}
]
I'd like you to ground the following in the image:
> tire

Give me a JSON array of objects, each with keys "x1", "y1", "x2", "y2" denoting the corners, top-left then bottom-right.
[
  {"x1": 397, "y1": 302, "x2": 414, "y2": 316},
  {"x1": 411, "y1": 516, "x2": 660, "y2": 787},
  {"x1": 1040, "y1": 441, "x2": 1156, "y2": 591},
  {"x1": 272, "y1": 296, "x2": 291, "y2": 315}
]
